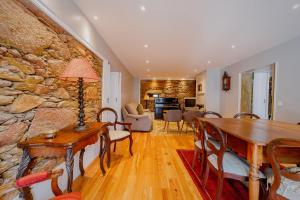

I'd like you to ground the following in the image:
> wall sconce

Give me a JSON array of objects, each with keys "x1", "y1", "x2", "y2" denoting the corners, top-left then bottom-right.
[{"x1": 222, "y1": 71, "x2": 231, "y2": 91}]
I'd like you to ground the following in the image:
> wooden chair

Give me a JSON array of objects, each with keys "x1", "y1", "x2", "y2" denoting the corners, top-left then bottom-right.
[
  {"x1": 233, "y1": 112, "x2": 260, "y2": 119},
  {"x1": 0, "y1": 169, "x2": 80, "y2": 200},
  {"x1": 202, "y1": 121, "x2": 265, "y2": 200},
  {"x1": 203, "y1": 111, "x2": 223, "y2": 118},
  {"x1": 267, "y1": 138, "x2": 300, "y2": 200},
  {"x1": 97, "y1": 107, "x2": 133, "y2": 167},
  {"x1": 192, "y1": 118, "x2": 206, "y2": 176}
]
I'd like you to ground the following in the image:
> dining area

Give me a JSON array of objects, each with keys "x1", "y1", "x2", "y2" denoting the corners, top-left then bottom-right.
[{"x1": 191, "y1": 111, "x2": 300, "y2": 200}]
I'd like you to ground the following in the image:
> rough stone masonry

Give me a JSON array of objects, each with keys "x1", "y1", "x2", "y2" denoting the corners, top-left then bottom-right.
[{"x1": 0, "y1": 0, "x2": 102, "y2": 199}]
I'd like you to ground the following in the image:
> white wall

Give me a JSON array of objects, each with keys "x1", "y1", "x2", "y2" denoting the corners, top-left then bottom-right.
[
  {"x1": 33, "y1": 0, "x2": 138, "y2": 105},
  {"x1": 220, "y1": 36, "x2": 300, "y2": 123},
  {"x1": 195, "y1": 69, "x2": 221, "y2": 112}
]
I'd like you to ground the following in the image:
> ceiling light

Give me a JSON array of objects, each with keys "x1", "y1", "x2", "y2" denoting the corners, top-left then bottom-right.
[
  {"x1": 231, "y1": 45, "x2": 236, "y2": 49},
  {"x1": 208, "y1": 61, "x2": 212, "y2": 64},
  {"x1": 144, "y1": 44, "x2": 149, "y2": 48},
  {"x1": 140, "y1": 5, "x2": 146, "y2": 11},
  {"x1": 292, "y1": 4, "x2": 300, "y2": 10},
  {"x1": 146, "y1": 68, "x2": 150, "y2": 72},
  {"x1": 93, "y1": 16, "x2": 99, "y2": 20},
  {"x1": 145, "y1": 60, "x2": 150, "y2": 64}
]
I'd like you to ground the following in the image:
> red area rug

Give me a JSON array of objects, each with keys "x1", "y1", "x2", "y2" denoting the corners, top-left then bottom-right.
[{"x1": 177, "y1": 149, "x2": 249, "y2": 200}]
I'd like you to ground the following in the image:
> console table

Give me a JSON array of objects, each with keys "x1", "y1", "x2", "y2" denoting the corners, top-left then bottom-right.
[{"x1": 16, "y1": 122, "x2": 109, "y2": 197}]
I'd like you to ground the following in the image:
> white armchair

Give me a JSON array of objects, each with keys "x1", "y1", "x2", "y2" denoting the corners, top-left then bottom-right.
[{"x1": 122, "y1": 103, "x2": 153, "y2": 131}]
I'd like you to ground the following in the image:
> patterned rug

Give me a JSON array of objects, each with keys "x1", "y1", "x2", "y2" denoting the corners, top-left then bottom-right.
[
  {"x1": 177, "y1": 149, "x2": 249, "y2": 200},
  {"x1": 151, "y1": 120, "x2": 194, "y2": 134}
]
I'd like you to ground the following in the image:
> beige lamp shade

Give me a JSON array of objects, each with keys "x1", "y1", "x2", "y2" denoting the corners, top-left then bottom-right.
[
  {"x1": 144, "y1": 94, "x2": 150, "y2": 100},
  {"x1": 60, "y1": 58, "x2": 99, "y2": 82}
]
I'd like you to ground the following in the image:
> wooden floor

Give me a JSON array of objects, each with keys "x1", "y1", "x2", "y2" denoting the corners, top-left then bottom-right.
[{"x1": 72, "y1": 132, "x2": 202, "y2": 200}]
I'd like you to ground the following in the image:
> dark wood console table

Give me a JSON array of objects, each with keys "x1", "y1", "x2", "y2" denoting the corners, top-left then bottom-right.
[{"x1": 16, "y1": 122, "x2": 109, "y2": 197}]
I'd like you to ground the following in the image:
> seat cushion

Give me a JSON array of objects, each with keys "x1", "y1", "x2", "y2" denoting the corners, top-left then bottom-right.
[
  {"x1": 265, "y1": 167, "x2": 300, "y2": 199},
  {"x1": 125, "y1": 103, "x2": 138, "y2": 115},
  {"x1": 195, "y1": 138, "x2": 220, "y2": 150},
  {"x1": 52, "y1": 192, "x2": 81, "y2": 200},
  {"x1": 208, "y1": 152, "x2": 265, "y2": 178},
  {"x1": 109, "y1": 130, "x2": 130, "y2": 141}
]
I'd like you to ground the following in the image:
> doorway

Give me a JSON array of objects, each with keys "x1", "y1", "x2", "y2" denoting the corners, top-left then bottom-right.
[{"x1": 240, "y1": 64, "x2": 275, "y2": 119}]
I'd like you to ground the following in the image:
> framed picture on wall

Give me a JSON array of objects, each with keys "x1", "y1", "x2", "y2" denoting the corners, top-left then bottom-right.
[{"x1": 198, "y1": 84, "x2": 202, "y2": 92}]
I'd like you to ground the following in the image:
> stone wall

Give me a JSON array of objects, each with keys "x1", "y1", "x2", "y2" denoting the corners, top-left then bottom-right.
[
  {"x1": 140, "y1": 80, "x2": 196, "y2": 111},
  {"x1": 0, "y1": 1, "x2": 102, "y2": 199}
]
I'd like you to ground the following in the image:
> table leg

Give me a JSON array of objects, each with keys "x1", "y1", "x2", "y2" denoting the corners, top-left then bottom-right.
[
  {"x1": 247, "y1": 144, "x2": 263, "y2": 200},
  {"x1": 16, "y1": 148, "x2": 33, "y2": 199},
  {"x1": 79, "y1": 149, "x2": 85, "y2": 176},
  {"x1": 99, "y1": 135, "x2": 106, "y2": 175},
  {"x1": 65, "y1": 147, "x2": 74, "y2": 192}
]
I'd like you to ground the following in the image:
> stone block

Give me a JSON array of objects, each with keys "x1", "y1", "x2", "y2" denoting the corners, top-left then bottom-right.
[
  {"x1": 0, "y1": 122, "x2": 28, "y2": 146},
  {"x1": 51, "y1": 87, "x2": 70, "y2": 99},
  {"x1": 10, "y1": 94, "x2": 45, "y2": 113},
  {"x1": 0, "y1": 68, "x2": 23, "y2": 82},
  {"x1": 27, "y1": 108, "x2": 77, "y2": 137},
  {"x1": 0, "y1": 79, "x2": 12, "y2": 87},
  {"x1": 25, "y1": 75, "x2": 44, "y2": 84},
  {"x1": 0, "y1": 95, "x2": 14, "y2": 106}
]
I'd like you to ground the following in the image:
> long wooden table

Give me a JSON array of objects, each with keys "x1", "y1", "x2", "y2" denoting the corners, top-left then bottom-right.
[{"x1": 198, "y1": 118, "x2": 300, "y2": 200}]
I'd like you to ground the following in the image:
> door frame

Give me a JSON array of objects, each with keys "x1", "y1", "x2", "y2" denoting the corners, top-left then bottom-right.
[{"x1": 238, "y1": 63, "x2": 278, "y2": 120}]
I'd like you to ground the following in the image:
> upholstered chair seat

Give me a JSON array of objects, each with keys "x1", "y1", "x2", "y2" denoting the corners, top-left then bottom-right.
[
  {"x1": 195, "y1": 138, "x2": 221, "y2": 150},
  {"x1": 109, "y1": 130, "x2": 131, "y2": 141},
  {"x1": 265, "y1": 167, "x2": 300, "y2": 199},
  {"x1": 208, "y1": 152, "x2": 265, "y2": 178}
]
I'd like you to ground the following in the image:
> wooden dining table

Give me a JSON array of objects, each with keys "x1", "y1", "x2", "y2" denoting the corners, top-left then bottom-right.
[{"x1": 198, "y1": 118, "x2": 300, "y2": 200}]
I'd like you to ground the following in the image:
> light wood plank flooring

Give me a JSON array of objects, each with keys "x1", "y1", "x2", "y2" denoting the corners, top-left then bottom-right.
[{"x1": 72, "y1": 132, "x2": 202, "y2": 200}]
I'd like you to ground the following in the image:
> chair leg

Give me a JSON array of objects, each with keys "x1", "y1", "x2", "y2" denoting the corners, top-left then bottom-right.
[
  {"x1": 107, "y1": 142, "x2": 111, "y2": 168},
  {"x1": 164, "y1": 121, "x2": 167, "y2": 129},
  {"x1": 180, "y1": 121, "x2": 185, "y2": 133},
  {"x1": 167, "y1": 122, "x2": 169, "y2": 133},
  {"x1": 216, "y1": 173, "x2": 224, "y2": 200},
  {"x1": 192, "y1": 148, "x2": 198, "y2": 169},
  {"x1": 113, "y1": 142, "x2": 117, "y2": 152},
  {"x1": 203, "y1": 162, "x2": 210, "y2": 188},
  {"x1": 129, "y1": 135, "x2": 133, "y2": 156},
  {"x1": 185, "y1": 123, "x2": 188, "y2": 133},
  {"x1": 177, "y1": 122, "x2": 180, "y2": 130},
  {"x1": 199, "y1": 152, "x2": 205, "y2": 178}
]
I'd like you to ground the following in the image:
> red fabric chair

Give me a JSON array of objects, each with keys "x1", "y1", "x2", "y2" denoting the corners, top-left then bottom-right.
[{"x1": 0, "y1": 169, "x2": 81, "y2": 200}]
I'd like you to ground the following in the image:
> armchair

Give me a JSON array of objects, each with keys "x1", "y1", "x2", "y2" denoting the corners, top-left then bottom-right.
[{"x1": 122, "y1": 103, "x2": 152, "y2": 131}]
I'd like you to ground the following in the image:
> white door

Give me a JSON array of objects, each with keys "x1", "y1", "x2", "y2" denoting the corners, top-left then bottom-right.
[
  {"x1": 252, "y1": 72, "x2": 269, "y2": 119},
  {"x1": 110, "y1": 72, "x2": 122, "y2": 129},
  {"x1": 101, "y1": 60, "x2": 111, "y2": 122}
]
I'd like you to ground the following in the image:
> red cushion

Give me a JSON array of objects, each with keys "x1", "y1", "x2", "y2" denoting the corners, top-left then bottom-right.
[
  {"x1": 16, "y1": 171, "x2": 49, "y2": 188},
  {"x1": 52, "y1": 192, "x2": 81, "y2": 200}
]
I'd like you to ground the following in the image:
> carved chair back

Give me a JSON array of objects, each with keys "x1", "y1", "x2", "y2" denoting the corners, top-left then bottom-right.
[
  {"x1": 97, "y1": 107, "x2": 118, "y2": 130},
  {"x1": 204, "y1": 121, "x2": 227, "y2": 168},
  {"x1": 267, "y1": 138, "x2": 300, "y2": 200},
  {"x1": 203, "y1": 111, "x2": 223, "y2": 118},
  {"x1": 233, "y1": 112, "x2": 260, "y2": 119}
]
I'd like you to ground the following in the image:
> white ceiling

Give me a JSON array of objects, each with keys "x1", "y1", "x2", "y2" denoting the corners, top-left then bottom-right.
[{"x1": 74, "y1": 0, "x2": 300, "y2": 79}]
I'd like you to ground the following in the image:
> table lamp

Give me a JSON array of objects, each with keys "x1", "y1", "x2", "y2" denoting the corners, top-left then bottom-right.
[{"x1": 60, "y1": 58, "x2": 99, "y2": 131}]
